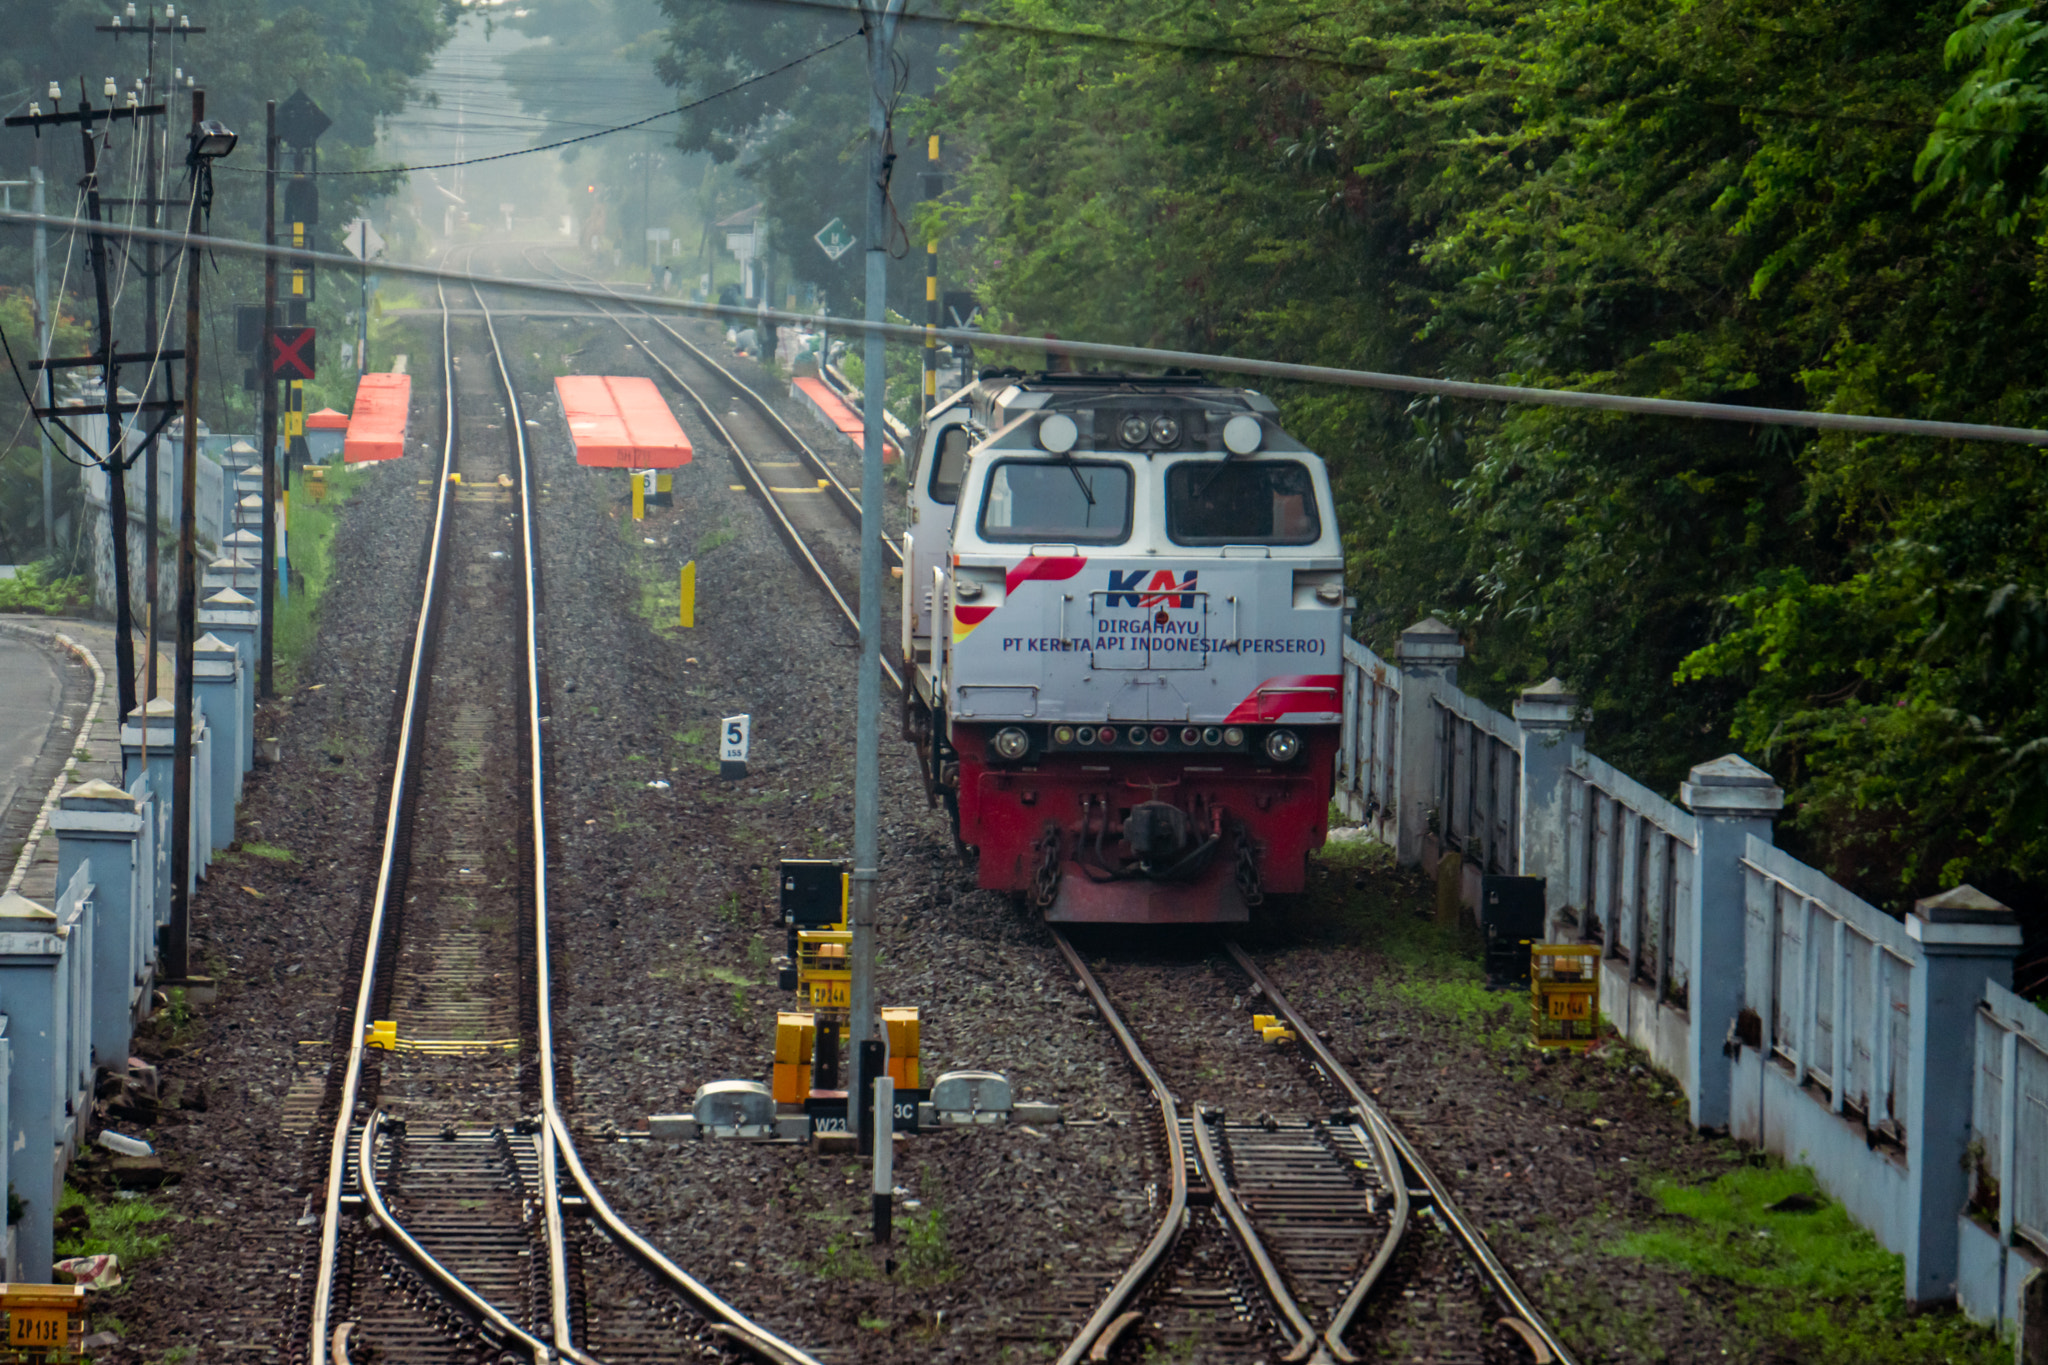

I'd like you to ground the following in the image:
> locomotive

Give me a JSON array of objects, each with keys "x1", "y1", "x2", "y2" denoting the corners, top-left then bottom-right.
[{"x1": 900, "y1": 370, "x2": 1347, "y2": 923}]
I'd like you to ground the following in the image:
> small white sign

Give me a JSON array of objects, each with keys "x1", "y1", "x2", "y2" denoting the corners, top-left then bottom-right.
[
  {"x1": 719, "y1": 714, "x2": 751, "y2": 778},
  {"x1": 646, "y1": 227, "x2": 673, "y2": 242},
  {"x1": 814, "y1": 216, "x2": 855, "y2": 262},
  {"x1": 341, "y1": 217, "x2": 385, "y2": 260}
]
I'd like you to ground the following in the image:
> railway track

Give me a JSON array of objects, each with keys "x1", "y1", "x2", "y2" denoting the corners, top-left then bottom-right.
[
  {"x1": 292, "y1": 249, "x2": 827, "y2": 1365},
  {"x1": 1051, "y1": 931, "x2": 1576, "y2": 1365},
  {"x1": 520, "y1": 248, "x2": 904, "y2": 692}
]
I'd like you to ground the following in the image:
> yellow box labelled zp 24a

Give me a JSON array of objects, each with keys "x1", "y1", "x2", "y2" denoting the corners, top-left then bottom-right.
[
  {"x1": 797, "y1": 930, "x2": 851, "y2": 1011},
  {"x1": 774, "y1": 1011, "x2": 816, "y2": 1065}
]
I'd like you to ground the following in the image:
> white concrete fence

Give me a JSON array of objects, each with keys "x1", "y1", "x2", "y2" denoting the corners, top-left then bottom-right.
[{"x1": 1336, "y1": 617, "x2": 2044, "y2": 1330}]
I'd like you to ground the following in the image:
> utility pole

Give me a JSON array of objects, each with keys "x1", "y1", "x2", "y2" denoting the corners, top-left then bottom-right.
[
  {"x1": 170, "y1": 91, "x2": 235, "y2": 982},
  {"x1": 257, "y1": 101, "x2": 278, "y2": 694},
  {"x1": 30, "y1": 163, "x2": 52, "y2": 559},
  {"x1": 923, "y1": 133, "x2": 939, "y2": 415},
  {"x1": 849, "y1": 0, "x2": 907, "y2": 1161},
  {"x1": 8, "y1": 83, "x2": 173, "y2": 721},
  {"x1": 99, "y1": 6, "x2": 204, "y2": 702}
]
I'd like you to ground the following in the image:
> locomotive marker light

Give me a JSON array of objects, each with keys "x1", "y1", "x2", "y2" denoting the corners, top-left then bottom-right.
[
  {"x1": 1037, "y1": 412, "x2": 1078, "y2": 453},
  {"x1": 719, "y1": 714, "x2": 751, "y2": 779},
  {"x1": 1222, "y1": 412, "x2": 1264, "y2": 454},
  {"x1": 1263, "y1": 729, "x2": 1301, "y2": 763}
]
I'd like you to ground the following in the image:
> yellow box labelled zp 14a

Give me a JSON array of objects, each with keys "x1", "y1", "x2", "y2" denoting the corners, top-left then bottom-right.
[
  {"x1": 883, "y1": 1006, "x2": 921, "y2": 1090},
  {"x1": 773, "y1": 1011, "x2": 817, "y2": 1102},
  {"x1": 1531, "y1": 944, "x2": 1601, "y2": 1049}
]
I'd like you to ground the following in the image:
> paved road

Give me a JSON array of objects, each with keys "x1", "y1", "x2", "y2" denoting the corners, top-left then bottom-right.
[{"x1": 0, "y1": 632, "x2": 65, "y2": 842}]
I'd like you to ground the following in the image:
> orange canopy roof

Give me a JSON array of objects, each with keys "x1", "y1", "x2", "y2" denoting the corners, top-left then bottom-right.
[
  {"x1": 306, "y1": 407, "x2": 350, "y2": 430},
  {"x1": 555, "y1": 375, "x2": 693, "y2": 468},
  {"x1": 343, "y1": 374, "x2": 410, "y2": 462}
]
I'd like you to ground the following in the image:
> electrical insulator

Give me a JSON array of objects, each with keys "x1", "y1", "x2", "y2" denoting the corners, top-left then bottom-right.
[
  {"x1": 46, "y1": 82, "x2": 61, "y2": 102},
  {"x1": 103, "y1": 77, "x2": 118, "y2": 99}
]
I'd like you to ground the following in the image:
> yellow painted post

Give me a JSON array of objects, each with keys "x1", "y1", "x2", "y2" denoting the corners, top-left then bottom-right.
[
  {"x1": 631, "y1": 469, "x2": 645, "y2": 521},
  {"x1": 679, "y1": 559, "x2": 696, "y2": 628}
]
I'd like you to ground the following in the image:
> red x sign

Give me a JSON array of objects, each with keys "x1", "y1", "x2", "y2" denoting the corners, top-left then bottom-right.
[{"x1": 269, "y1": 326, "x2": 316, "y2": 380}]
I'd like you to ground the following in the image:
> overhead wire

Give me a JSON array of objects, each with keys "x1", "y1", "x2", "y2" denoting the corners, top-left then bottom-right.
[
  {"x1": 215, "y1": 29, "x2": 862, "y2": 179},
  {"x1": 4, "y1": 207, "x2": 2046, "y2": 449}
]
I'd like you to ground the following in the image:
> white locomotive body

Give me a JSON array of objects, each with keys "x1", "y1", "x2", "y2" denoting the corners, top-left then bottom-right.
[{"x1": 901, "y1": 371, "x2": 1345, "y2": 923}]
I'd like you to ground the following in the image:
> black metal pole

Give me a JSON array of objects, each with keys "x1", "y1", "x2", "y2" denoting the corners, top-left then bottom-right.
[
  {"x1": 168, "y1": 89, "x2": 204, "y2": 984},
  {"x1": 80, "y1": 93, "x2": 141, "y2": 722},
  {"x1": 141, "y1": 30, "x2": 163, "y2": 701},
  {"x1": 258, "y1": 101, "x2": 278, "y2": 697}
]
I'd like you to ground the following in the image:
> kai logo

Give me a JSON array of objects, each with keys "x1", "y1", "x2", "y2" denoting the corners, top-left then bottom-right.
[{"x1": 1106, "y1": 569, "x2": 1199, "y2": 609}]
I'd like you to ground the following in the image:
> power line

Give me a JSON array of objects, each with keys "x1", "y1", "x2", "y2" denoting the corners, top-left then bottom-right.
[
  {"x1": 217, "y1": 29, "x2": 860, "y2": 179},
  {"x1": 2, "y1": 207, "x2": 2043, "y2": 448}
]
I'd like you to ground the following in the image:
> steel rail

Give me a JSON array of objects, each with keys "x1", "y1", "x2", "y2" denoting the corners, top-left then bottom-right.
[
  {"x1": 514, "y1": 250, "x2": 902, "y2": 692},
  {"x1": 466, "y1": 263, "x2": 832, "y2": 1365},
  {"x1": 1187, "y1": 1107, "x2": 1322, "y2": 1361},
  {"x1": 353, "y1": 1113, "x2": 563, "y2": 1363},
  {"x1": 533, "y1": 249, "x2": 902, "y2": 564},
  {"x1": 1223, "y1": 942, "x2": 1577, "y2": 1365},
  {"x1": 467, "y1": 271, "x2": 581, "y2": 1360},
  {"x1": 1049, "y1": 929, "x2": 1191, "y2": 1365},
  {"x1": 307, "y1": 258, "x2": 464, "y2": 1365},
  {"x1": 9, "y1": 211, "x2": 2048, "y2": 448}
]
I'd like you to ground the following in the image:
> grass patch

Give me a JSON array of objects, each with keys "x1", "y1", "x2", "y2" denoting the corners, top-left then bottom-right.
[
  {"x1": 55, "y1": 1184, "x2": 179, "y2": 1266},
  {"x1": 1613, "y1": 1163, "x2": 2008, "y2": 1364},
  {"x1": 274, "y1": 461, "x2": 373, "y2": 690},
  {"x1": 238, "y1": 841, "x2": 296, "y2": 862},
  {"x1": 1293, "y1": 840, "x2": 1525, "y2": 1049},
  {"x1": 0, "y1": 560, "x2": 91, "y2": 615},
  {"x1": 697, "y1": 525, "x2": 739, "y2": 555}
]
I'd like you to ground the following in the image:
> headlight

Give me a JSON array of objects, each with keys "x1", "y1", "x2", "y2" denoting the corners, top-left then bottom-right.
[
  {"x1": 1150, "y1": 415, "x2": 1181, "y2": 446},
  {"x1": 1053, "y1": 726, "x2": 1075, "y2": 745},
  {"x1": 1118, "y1": 415, "x2": 1150, "y2": 447},
  {"x1": 993, "y1": 727, "x2": 1030, "y2": 761},
  {"x1": 1263, "y1": 729, "x2": 1300, "y2": 763},
  {"x1": 954, "y1": 579, "x2": 983, "y2": 601},
  {"x1": 1316, "y1": 583, "x2": 1343, "y2": 605},
  {"x1": 1222, "y1": 727, "x2": 1245, "y2": 747}
]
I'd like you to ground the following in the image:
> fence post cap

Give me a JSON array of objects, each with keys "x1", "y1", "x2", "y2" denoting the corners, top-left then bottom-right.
[
  {"x1": 1396, "y1": 616, "x2": 1464, "y2": 661},
  {"x1": 203, "y1": 587, "x2": 254, "y2": 609},
  {"x1": 1680, "y1": 754, "x2": 1784, "y2": 814},
  {"x1": 1512, "y1": 677, "x2": 1580, "y2": 727},
  {"x1": 1912, "y1": 884, "x2": 2013, "y2": 924},
  {"x1": 192, "y1": 632, "x2": 236, "y2": 658},
  {"x1": 0, "y1": 891, "x2": 56, "y2": 922},
  {"x1": 125, "y1": 697, "x2": 176, "y2": 723},
  {"x1": 59, "y1": 779, "x2": 134, "y2": 808}
]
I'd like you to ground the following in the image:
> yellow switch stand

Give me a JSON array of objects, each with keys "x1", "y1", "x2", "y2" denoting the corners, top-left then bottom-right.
[{"x1": 679, "y1": 559, "x2": 696, "y2": 628}]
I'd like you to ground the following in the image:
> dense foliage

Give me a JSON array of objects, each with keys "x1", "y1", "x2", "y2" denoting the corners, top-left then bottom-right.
[
  {"x1": 913, "y1": 0, "x2": 2047, "y2": 915},
  {"x1": 0, "y1": 0, "x2": 455, "y2": 561}
]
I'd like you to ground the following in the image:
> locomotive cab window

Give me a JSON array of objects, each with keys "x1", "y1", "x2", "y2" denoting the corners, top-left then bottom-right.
[
  {"x1": 1166, "y1": 459, "x2": 1321, "y2": 545},
  {"x1": 978, "y1": 459, "x2": 1132, "y2": 543},
  {"x1": 928, "y1": 425, "x2": 972, "y2": 505}
]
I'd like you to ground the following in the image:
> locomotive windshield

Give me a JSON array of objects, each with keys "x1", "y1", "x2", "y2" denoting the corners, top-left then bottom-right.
[
  {"x1": 979, "y1": 459, "x2": 1132, "y2": 542},
  {"x1": 1166, "y1": 459, "x2": 1321, "y2": 545}
]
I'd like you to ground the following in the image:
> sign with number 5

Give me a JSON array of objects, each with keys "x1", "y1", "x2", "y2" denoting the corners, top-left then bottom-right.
[{"x1": 720, "y1": 714, "x2": 752, "y2": 779}]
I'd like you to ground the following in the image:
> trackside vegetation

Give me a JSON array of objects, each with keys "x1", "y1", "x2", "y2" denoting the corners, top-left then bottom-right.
[{"x1": 655, "y1": 0, "x2": 2048, "y2": 933}]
